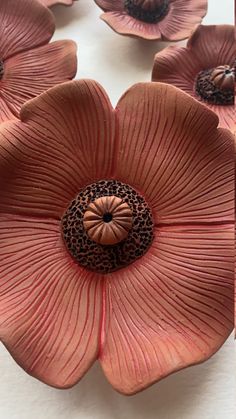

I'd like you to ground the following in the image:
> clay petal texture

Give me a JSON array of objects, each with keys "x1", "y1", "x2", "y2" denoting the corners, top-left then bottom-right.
[
  {"x1": 96, "y1": 0, "x2": 207, "y2": 40},
  {"x1": 0, "y1": 80, "x2": 234, "y2": 393},
  {"x1": 152, "y1": 45, "x2": 202, "y2": 96},
  {"x1": 157, "y1": 0, "x2": 208, "y2": 41},
  {"x1": 40, "y1": 0, "x2": 75, "y2": 5},
  {"x1": 94, "y1": 0, "x2": 124, "y2": 11},
  {"x1": 100, "y1": 12, "x2": 162, "y2": 40},
  {"x1": 0, "y1": 0, "x2": 54, "y2": 59},
  {"x1": 209, "y1": 105, "x2": 236, "y2": 135},
  {"x1": 0, "y1": 81, "x2": 115, "y2": 218},
  {"x1": 0, "y1": 97, "x2": 16, "y2": 122},
  {"x1": 152, "y1": 25, "x2": 236, "y2": 132},
  {"x1": 0, "y1": 0, "x2": 78, "y2": 123},
  {"x1": 1, "y1": 41, "x2": 77, "y2": 121},
  {"x1": 0, "y1": 216, "x2": 102, "y2": 387},
  {"x1": 100, "y1": 226, "x2": 234, "y2": 394},
  {"x1": 187, "y1": 25, "x2": 236, "y2": 69},
  {"x1": 115, "y1": 83, "x2": 234, "y2": 224}
]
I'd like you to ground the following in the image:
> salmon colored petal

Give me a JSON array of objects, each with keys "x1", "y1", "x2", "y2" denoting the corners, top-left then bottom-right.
[
  {"x1": 0, "y1": 215, "x2": 102, "y2": 388},
  {"x1": 0, "y1": 97, "x2": 16, "y2": 123},
  {"x1": 100, "y1": 12, "x2": 162, "y2": 40},
  {"x1": 0, "y1": 80, "x2": 115, "y2": 218},
  {"x1": 158, "y1": 0, "x2": 208, "y2": 41},
  {"x1": 115, "y1": 83, "x2": 234, "y2": 224},
  {"x1": 1, "y1": 41, "x2": 77, "y2": 120},
  {"x1": 206, "y1": 105, "x2": 236, "y2": 133},
  {"x1": 187, "y1": 25, "x2": 235, "y2": 69},
  {"x1": 152, "y1": 46, "x2": 201, "y2": 96},
  {"x1": 40, "y1": 0, "x2": 75, "y2": 5},
  {"x1": 152, "y1": 27, "x2": 236, "y2": 133},
  {"x1": 0, "y1": 0, "x2": 55, "y2": 59},
  {"x1": 100, "y1": 226, "x2": 234, "y2": 395},
  {"x1": 94, "y1": 0, "x2": 124, "y2": 11}
]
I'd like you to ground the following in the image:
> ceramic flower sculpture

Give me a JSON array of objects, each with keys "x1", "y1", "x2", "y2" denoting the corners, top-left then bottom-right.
[
  {"x1": 0, "y1": 0, "x2": 77, "y2": 123},
  {"x1": 0, "y1": 80, "x2": 234, "y2": 395},
  {"x1": 40, "y1": 0, "x2": 75, "y2": 6},
  {"x1": 94, "y1": 0, "x2": 208, "y2": 40},
  {"x1": 152, "y1": 25, "x2": 236, "y2": 134}
]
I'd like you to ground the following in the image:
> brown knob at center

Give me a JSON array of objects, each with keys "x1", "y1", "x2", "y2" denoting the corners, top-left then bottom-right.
[{"x1": 83, "y1": 195, "x2": 133, "y2": 246}]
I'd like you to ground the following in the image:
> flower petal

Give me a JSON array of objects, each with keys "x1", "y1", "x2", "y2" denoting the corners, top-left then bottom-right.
[
  {"x1": 0, "y1": 0, "x2": 55, "y2": 59},
  {"x1": 0, "y1": 215, "x2": 102, "y2": 388},
  {"x1": 1, "y1": 41, "x2": 77, "y2": 121},
  {"x1": 0, "y1": 80, "x2": 115, "y2": 218},
  {"x1": 41, "y1": 0, "x2": 74, "y2": 5},
  {"x1": 94, "y1": 0, "x2": 124, "y2": 12},
  {"x1": 152, "y1": 46, "x2": 201, "y2": 96},
  {"x1": 158, "y1": 0, "x2": 208, "y2": 41},
  {"x1": 187, "y1": 25, "x2": 235, "y2": 69},
  {"x1": 115, "y1": 83, "x2": 234, "y2": 224},
  {"x1": 152, "y1": 29, "x2": 236, "y2": 134},
  {"x1": 207, "y1": 105, "x2": 236, "y2": 133},
  {"x1": 0, "y1": 96, "x2": 16, "y2": 123},
  {"x1": 100, "y1": 12, "x2": 162, "y2": 40},
  {"x1": 100, "y1": 226, "x2": 234, "y2": 395}
]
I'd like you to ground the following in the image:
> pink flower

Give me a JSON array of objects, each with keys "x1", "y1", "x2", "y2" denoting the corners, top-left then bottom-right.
[
  {"x1": 152, "y1": 25, "x2": 236, "y2": 134},
  {"x1": 94, "y1": 0, "x2": 208, "y2": 40},
  {"x1": 0, "y1": 80, "x2": 234, "y2": 395},
  {"x1": 40, "y1": 0, "x2": 76, "y2": 6},
  {"x1": 0, "y1": 0, "x2": 77, "y2": 123}
]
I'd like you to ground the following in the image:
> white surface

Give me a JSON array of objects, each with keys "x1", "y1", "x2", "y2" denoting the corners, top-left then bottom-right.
[{"x1": 0, "y1": 0, "x2": 235, "y2": 418}]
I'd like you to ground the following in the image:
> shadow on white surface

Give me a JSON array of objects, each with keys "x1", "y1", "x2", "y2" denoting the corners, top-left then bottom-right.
[
  {"x1": 52, "y1": 1, "x2": 89, "y2": 27},
  {"x1": 53, "y1": 0, "x2": 172, "y2": 74},
  {"x1": 58, "y1": 347, "x2": 233, "y2": 419},
  {"x1": 0, "y1": 339, "x2": 234, "y2": 419},
  {"x1": 69, "y1": 356, "x2": 218, "y2": 416},
  {"x1": 99, "y1": 37, "x2": 170, "y2": 72}
]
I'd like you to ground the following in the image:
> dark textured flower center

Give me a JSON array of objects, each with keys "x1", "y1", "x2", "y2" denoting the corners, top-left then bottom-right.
[
  {"x1": 195, "y1": 65, "x2": 235, "y2": 106},
  {"x1": 62, "y1": 180, "x2": 154, "y2": 274},
  {"x1": 124, "y1": 0, "x2": 169, "y2": 23},
  {"x1": 0, "y1": 60, "x2": 4, "y2": 80}
]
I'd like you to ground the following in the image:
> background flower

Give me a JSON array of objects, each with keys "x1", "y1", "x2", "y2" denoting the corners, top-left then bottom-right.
[
  {"x1": 0, "y1": 80, "x2": 234, "y2": 395},
  {"x1": 152, "y1": 25, "x2": 236, "y2": 134},
  {"x1": 0, "y1": 0, "x2": 77, "y2": 123},
  {"x1": 39, "y1": 0, "x2": 75, "y2": 6},
  {"x1": 94, "y1": 0, "x2": 208, "y2": 40}
]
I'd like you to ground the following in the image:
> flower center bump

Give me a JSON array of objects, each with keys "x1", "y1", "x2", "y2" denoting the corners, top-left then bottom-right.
[
  {"x1": 195, "y1": 65, "x2": 235, "y2": 105},
  {"x1": 124, "y1": 0, "x2": 169, "y2": 23},
  {"x1": 62, "y1": 180, "x2": 154, "y2": 274},
  {"x1": 83, "y1": 195, "x2": 133, "y2": 245},
  {"x1": 0, "y1": 60, "x2": 4, "y2": 80}
]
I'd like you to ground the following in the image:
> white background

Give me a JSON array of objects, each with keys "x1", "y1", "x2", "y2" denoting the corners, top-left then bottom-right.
[{"x1": 0, "y1": 0, "x2": 235, "y2": 418}]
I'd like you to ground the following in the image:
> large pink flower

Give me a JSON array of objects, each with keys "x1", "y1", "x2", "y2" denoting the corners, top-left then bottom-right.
[
  {"x1": 0, "y1": 80, "x2": 234, "y2": 395},
  {"x1": 152, "y1": 25, "x2": 236, "y2": 134},
  {"x1": 0, "y1": 0, "x2": 77, "y2": 123},
  {"x1": 94, "y1": 0, "x2": 208, "y2": 40},
  {"x1": 39, "y1": 0, "x2": 75, "y2": 6}
]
